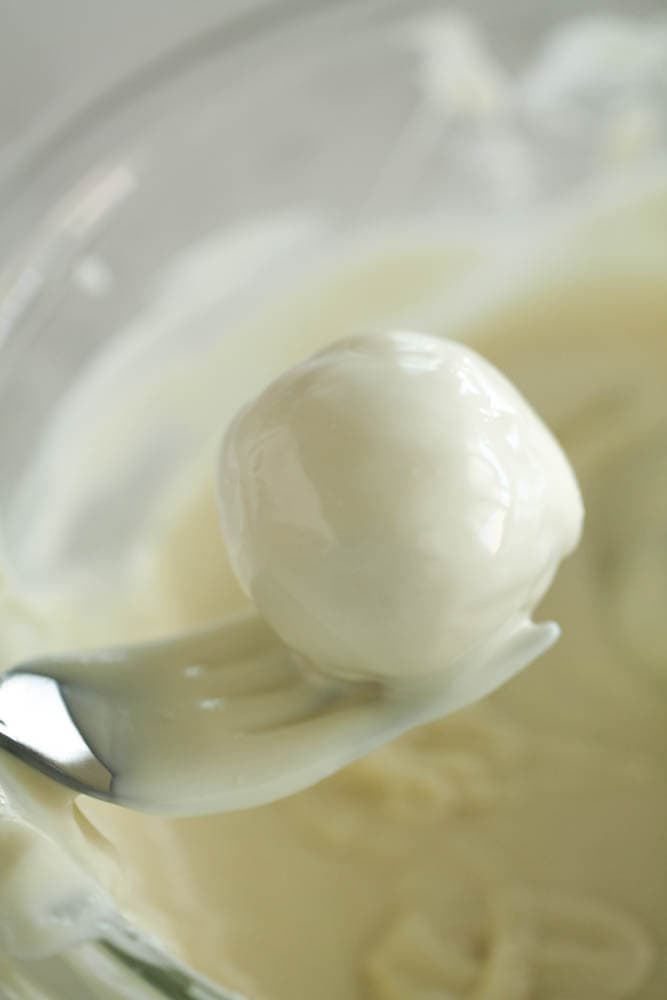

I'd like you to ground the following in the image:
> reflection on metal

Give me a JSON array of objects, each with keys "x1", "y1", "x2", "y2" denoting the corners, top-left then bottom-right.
[{"x1": 0, "y1": 670, "x2": 113, "y2": 796}]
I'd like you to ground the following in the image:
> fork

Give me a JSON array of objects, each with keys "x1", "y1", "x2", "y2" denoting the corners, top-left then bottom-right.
[{"x1": 0, "y1": 610, "x2": 557, "y2": 816}]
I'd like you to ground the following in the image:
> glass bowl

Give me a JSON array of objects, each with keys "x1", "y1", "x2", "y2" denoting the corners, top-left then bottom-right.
[{"x1": 0, "y1": 1, "x2": 665, "y2": 996}]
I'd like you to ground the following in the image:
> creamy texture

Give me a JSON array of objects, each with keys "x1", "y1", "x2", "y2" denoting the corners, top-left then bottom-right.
[
  {"x1": 220, "y1": 332, "x2": 582, "y2": 683},
  {"x1": 30, "y1": 328, "x2": 582, "y2": 817},
  {"x1": 0, "y1": 174, "x2": 666, "y2": 999}
]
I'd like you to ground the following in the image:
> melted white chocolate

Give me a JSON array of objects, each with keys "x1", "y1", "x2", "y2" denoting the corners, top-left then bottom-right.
[
  {"x1": 0, "y1": 173, "x2": 666, "y2": 999},
  {"x1": 220, "y1": 331, "x2": 582, "y2": 683}
]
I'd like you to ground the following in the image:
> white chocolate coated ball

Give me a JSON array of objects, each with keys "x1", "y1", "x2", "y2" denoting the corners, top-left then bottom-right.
[{"x1": 219, "y1": 332, "x2": 583, "y2": 682}]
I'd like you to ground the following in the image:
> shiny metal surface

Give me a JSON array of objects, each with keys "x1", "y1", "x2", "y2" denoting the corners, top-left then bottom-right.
[{"x1": 0, "y1": 669, "x2": 114, "y2": 796}]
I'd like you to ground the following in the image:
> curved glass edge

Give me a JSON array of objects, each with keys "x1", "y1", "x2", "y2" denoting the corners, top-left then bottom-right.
[
  {"x1": 0, "y1": 0, "x2": 391, "y2": 218},
  {"x1": 0, "y1": 920, "x2": 246, "y2": 1000},
  {"x1": 99, "y1": 918, "x2": 246, "y2": 1000}
]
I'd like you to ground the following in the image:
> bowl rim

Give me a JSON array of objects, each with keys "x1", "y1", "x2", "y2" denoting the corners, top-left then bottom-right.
[{"x1": 0, "y1": 0, "x2": 415, "y2": 209}]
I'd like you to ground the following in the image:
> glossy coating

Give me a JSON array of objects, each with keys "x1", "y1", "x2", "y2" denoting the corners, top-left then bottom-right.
[{"x1": 220, "y1": 332, "x2": 583, "y2": 681}]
